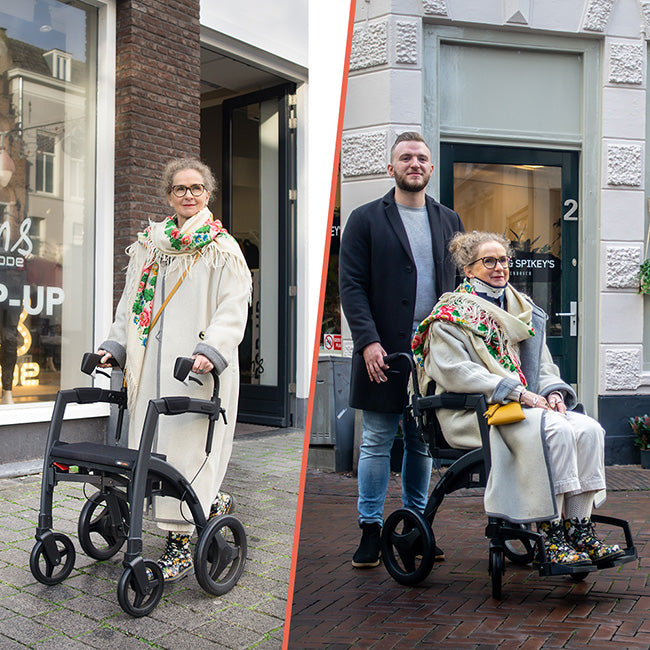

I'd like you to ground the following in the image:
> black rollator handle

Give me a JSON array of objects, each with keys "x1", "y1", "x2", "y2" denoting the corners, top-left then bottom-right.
[
  {"x1": 81, "y1": 352, "x2": 118, "y2": 379},
  {"x1": 174, "y1": 357, "x2": 202, "y2": 385}
]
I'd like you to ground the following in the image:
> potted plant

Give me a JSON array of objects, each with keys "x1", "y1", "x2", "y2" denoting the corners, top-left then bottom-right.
[
  {"x1": 628, "y1": 415, "x2": 650, "y2": 469},
  {"x1": 638, "y1": 228, "x2": 650, "y2": 294}
]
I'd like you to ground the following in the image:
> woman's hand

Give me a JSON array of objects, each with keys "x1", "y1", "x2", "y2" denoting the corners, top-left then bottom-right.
[
  {"x1": 547, "y1": 391, "x2": 567, "y2": 414},
  {"x1": 96, "y1": 349, "x2": 113, "y2": 367},
  {"x1": 520, "y1": 389, "x2": 549, "y2": 410},
  {"x1": 192, "y1": 353, "x2": 214, "y2": 375}
]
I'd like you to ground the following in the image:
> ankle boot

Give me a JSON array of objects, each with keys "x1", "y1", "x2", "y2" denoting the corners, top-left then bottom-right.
[
  {"x1": 563, "y1": 517, "x2": 625, "y2": 563},
  {"x1": 537, "y1": 520, "x2": 591, "y2": 566},
  {"x1": 352, "y1": 522, "x2": 381, "y2": 568},
  {"x1": 209, "y1": 491, "x2": 235, "y2": 519},
  {"x1": 157, "y1": 532, "x2": 193, "y2": 582}
]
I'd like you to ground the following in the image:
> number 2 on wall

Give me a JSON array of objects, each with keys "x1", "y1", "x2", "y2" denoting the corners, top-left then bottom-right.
[{"x1": 563, "y1": 199, "x2": 578, "y2": 221}]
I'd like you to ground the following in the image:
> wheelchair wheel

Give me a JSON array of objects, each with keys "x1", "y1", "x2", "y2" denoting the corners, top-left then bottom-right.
[
  {"x1": 78, "y1": 490, "x2": 129, "y2": 560},
  {"x1": 503, "y1": 524, "x2": 535, "y2": 566},
  {"x1": 194, "y1": 515, "x2": 247, "y2": 596},
  {"x1": 381, "y1": 508, "x2": 435, "y2": 586},
  {"x1": 489, "y1": 545, "x2": 504, "y2": 600},
  {"x1": 117, "y1": 560, "x2": 164, "y2": 617},
  {"x1": 30, "y1": 533, "x2": 76, "y2": 585}
]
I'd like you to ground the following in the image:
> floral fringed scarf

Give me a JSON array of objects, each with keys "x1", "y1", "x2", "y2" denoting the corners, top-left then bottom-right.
[
  {"x1": 131, "y1": 215, "x2": 229, "y2": 347},
  {"x1": 123, "y1": 207, "x2": 251, "y2": 407},
  {"x1": 412, "y1": 279, "x2": 534, "y2": 387}
]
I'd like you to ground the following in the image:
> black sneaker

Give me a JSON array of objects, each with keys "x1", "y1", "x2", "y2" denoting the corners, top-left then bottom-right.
[
  {"x1": 352, "y1": 522, "x2": 381, "y2": 568},
  {"x1": 434, "y1": 544, "x2": 445, "y2": 561}
]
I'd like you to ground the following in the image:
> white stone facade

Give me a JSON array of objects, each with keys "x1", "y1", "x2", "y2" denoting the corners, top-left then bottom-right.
[{"x1": 340, "y1": 0, "x2": 650, "y2": 420}]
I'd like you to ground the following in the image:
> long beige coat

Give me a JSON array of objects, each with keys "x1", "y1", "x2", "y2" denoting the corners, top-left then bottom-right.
[
  {"x1": 101, "y1": 216, "x2": 251, "y2": 532},
  {"x1": 421, "y1": 286, "x2": 589, "y2": 523}
]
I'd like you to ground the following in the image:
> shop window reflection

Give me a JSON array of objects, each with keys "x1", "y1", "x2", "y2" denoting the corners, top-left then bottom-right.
[{"x1": 0, "y1": 0, "x2": 97, "y2": 404}]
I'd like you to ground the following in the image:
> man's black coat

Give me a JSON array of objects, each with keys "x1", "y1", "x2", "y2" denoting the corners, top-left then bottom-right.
[{"x1": 339, "y1": 188, "x2": 464, "y2": 413}]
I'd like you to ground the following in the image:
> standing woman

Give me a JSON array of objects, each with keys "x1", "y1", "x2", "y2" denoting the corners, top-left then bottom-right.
[
  {"x1": 412, "y1": 231, "x2": 623, "y2": 565},
  {"x1": 98, "y1": 158, "x2": 251, "y2": 581}
]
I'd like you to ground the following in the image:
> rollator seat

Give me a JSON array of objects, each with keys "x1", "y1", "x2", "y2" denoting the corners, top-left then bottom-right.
[{"x1": 51, "y1": 441, "x2": 166, "y2": 469}]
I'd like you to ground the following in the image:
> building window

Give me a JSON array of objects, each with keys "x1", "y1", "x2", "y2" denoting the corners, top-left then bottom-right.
[
  {"x1": 0, "y1": 1, "x2": 99, "y2": 405},
  {"x1": 35, "y1": 132, "x2": 55, "y2": 194}
]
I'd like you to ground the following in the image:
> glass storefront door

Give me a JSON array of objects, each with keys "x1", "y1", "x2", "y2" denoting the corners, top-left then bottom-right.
[
  {"x1": 441, "y1": 144, "x2": 579, "y2": 383},
  {"x1": 222, "y1": 85, "x2": 296, "y2": 425}
]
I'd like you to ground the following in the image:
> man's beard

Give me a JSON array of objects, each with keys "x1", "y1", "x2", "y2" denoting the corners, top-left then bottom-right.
[{"x1": 394, "y1": 170, "x2": 430, "y2": 193}]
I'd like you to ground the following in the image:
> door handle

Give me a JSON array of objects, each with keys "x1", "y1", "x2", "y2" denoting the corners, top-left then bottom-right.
[{"x1": 555, "y1": 301, "x2": 577, "y2": 337}]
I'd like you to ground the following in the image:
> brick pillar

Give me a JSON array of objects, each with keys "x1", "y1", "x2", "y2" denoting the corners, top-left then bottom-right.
[{"x1": 113, "y1": 0, "x2": 201, "y2": 304}]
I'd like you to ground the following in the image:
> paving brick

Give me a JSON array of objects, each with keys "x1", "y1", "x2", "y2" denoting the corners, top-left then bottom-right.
[
  {"x1": 0, "y1": 426, "x2": 300, "y2": 649},
  {"x1": 289, "y1": 467, "x2": 650, "y2": 649}
]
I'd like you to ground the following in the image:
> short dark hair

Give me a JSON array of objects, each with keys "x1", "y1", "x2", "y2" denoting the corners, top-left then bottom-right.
[{"x1": 390, "y1": 131, "x2": 430, "y2": 160}]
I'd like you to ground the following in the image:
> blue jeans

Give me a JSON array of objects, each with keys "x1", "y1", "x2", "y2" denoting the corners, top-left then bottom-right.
[{"x1": 357, "y1": 410, "x2": 432, "y2": 525}]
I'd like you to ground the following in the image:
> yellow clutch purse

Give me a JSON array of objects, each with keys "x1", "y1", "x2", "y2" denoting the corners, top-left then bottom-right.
[{"x1": 484, "y1": 402, "x2": 525, "y2": 426}]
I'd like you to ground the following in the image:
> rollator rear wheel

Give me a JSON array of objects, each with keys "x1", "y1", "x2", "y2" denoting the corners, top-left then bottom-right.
[
  {"x1": 117, "y1": 560, "x2": 164, "y2": 617},
  {"x1": 381, "y1": 508, "x2": 435, "y2": 586},
  {"x1": 78, "y1": 490, "x2": 130, "y2": 560},
  {"x1": 30, "y1": 533, "x2": 76, "y2": 585},
  {"x1": 195, "y1": 515, "x2": 247, "y2": 596}
]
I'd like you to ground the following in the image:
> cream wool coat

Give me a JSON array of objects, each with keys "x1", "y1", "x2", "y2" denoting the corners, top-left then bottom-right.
[
  {"x1": 421, "y1": 286, "x2": 601, "y2": 524},
  {"x1": 101, "y1": 212, "x2": 251, "y2": 532}
]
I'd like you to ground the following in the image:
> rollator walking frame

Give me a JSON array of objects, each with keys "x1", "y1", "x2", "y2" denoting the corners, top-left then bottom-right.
[
  {"x1": 30, "y1": 353, "x2": 246, "y2": 616},
  {"x1": 379, "y1": 352, "x2": 637, "y2": 599}
]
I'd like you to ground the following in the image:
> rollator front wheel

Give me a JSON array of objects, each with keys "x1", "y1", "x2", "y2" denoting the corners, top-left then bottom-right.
[
  {"x1": 117, "y1": 560, "x2": 164, "y2": 617},
  {"x1": 194, "y1": 514, "x2": 247, "y2": 596},
  {"x1": 78, "y1": 490, "x2": 130, "y2": 560},
  {"x1": 381, "y1": 508, "x2": 435, "y2": 586},
  {"x1": 489, "y1": 545, "x2": 504, "y2": 599},
  {"x1": 30, "y1": 532, "x2": 76, "y2": 585}
]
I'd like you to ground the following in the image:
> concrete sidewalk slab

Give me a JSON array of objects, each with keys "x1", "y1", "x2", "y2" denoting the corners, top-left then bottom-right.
[
  {"x1": 289, "y1": 466, "x2": 650, "y2": 648},
  {"x1": 0, "y1": 427, "x2": 303, "y2": 649}
]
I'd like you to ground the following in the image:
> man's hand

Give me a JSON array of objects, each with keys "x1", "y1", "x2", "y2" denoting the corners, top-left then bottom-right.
[{"x1": 362, "y1": 342, "x2": 389, "y2": 383}]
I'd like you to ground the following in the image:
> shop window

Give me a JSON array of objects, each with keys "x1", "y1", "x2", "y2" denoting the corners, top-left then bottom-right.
[{"x1": 0, "y1": 1, "x2": 99, "y2": 404}]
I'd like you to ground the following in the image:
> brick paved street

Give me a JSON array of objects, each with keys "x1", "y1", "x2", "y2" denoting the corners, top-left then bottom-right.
[
  {"x1": 0, "y1": 425, "x2": 302, "y2": 649},
  {"x1": 288, "y1": 466, "x2": 650, "y2": 648}
]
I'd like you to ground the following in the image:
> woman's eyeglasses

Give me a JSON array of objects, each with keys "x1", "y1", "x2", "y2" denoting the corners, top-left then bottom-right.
[
  {"x1": 469, "y1": 256, "x2": 511, "y2": 269},
  {"x1": 170, "y1": 184, "x2": 206, "y2": 197}
]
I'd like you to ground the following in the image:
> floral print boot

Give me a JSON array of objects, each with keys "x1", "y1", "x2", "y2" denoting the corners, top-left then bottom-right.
[
  {"x1": 563, "y1": 518, "x2": 625, "y2": 563},
  {"x1": 537, "y1": 520, "x2": 591, "y2": 566},
  {"x1": 157, "y1": 532, "x2": 193, "y2": 582},
  {"x1": 209, "y1": 491, "x2": 235, "y2": 519}
]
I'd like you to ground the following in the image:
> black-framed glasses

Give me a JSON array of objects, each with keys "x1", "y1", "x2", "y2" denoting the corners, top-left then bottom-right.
[
  {"x1": 170, "y1": 183, "x2": 206, "y2": 197},
  {"x1": 469, "y1": 255, "x2": 511, "y2": 269}
]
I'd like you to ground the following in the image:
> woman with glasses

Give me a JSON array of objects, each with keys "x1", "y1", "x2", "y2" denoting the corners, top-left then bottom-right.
[
  {"x1": 98, "y1": 158, "x2": 251, "y2": 581},
  {"x1": 411, "y1": 231, "x2": 622, "y2": 566}
]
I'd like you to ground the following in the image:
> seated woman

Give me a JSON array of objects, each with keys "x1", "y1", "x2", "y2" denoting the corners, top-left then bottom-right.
[{"x1": 411, "y1": 231, "x2": 623, "y2": 565}]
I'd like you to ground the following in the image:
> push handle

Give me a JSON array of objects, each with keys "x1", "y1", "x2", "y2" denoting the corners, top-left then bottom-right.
[
  {"x1": 81, "y1": 352, "x2": 119, "y2": 377},
  {"x1": 173, "y1": 356, "x2": 223, "y2": 412}
]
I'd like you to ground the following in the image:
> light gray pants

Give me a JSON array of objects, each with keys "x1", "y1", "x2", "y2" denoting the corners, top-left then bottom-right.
[{"x1": 543, "y1": 409, "x2": 606, "y2": 498}]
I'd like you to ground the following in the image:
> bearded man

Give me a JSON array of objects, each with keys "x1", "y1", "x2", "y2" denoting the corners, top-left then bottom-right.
[{"x1": 339, "y1": 131, "x2": 464, "y2": 568}]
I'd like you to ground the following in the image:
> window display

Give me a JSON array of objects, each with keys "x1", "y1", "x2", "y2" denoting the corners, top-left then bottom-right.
[{"x1": 0, "y1": 0, "x2": 97, "y2": 404}]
